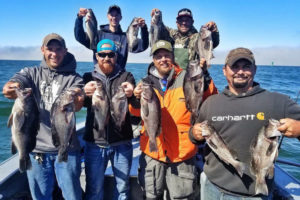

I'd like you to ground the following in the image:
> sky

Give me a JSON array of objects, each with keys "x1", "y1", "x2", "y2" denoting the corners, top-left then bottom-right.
[{"x1": 1, "y1": 0, "x2": 300, "y2": 66}]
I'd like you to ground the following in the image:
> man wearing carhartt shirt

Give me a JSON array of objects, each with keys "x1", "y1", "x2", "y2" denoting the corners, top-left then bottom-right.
[{"x1": 189, "y1": 47, "x2": 300, "y2": 199}]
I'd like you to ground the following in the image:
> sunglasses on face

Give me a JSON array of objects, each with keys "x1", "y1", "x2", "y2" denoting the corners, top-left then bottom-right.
[{"x1": 97, "y1": 52, "x2": 116, "y2": 58}]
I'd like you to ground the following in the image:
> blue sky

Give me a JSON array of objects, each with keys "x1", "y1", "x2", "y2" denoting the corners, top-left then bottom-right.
[{"x1": 1, "y1": 0, "x2": 300, "y2": 65}]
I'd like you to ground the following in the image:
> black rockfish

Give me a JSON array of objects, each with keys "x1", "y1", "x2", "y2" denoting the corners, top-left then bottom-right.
[
  {"x1": 200, "y1": 120, "x2": 246, "y2": 177},
  {"x1": 85, "y1": 8, "x2": 98, "y2": 50},
  {"x1": 92, "y1": 81, "x2": 109, "y2": 135},
  {"x1": 197, "y1": 26, "x2": 214, "y2": 67},
  {"x1": 51, "y1": 89, "x2": 77, "y2": 162},
  {"x1": 183, "y1": 60, "x2": 204, "y2": 124},
  {"x1": 141, "y1": 83, "x2": 161, "y2": 152},
  {"x1": 111, "y1": 86, "x2": 128, "y2": 130},
  {"x1": 250, "y1": 119, "x2": 282, "y2": 196},
  {"x1": 8, "y1": 88, "x2": 39, "y2": 172},
  {"x1": 127, "y1": 17, "x2": 140, "y2": 52}
]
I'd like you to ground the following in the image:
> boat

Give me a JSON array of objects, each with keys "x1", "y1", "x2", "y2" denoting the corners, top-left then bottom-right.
[{"x1": 0, "y1": 122, "x2": 300, "y2": 200}]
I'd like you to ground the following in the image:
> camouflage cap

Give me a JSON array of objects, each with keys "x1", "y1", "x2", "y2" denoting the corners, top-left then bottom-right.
[
  {"x1": 225, "y1": 47, "x2": 255, "y2": 67},
  {"x1": 177, "y1": 8, "x2": 193, "y2": 20},
  {"x1": 42, "y1": 33, "x2": 66, "y2": 48},
  {"x1": 151, "y1": 40, "x2": 173, "y2": 55}
]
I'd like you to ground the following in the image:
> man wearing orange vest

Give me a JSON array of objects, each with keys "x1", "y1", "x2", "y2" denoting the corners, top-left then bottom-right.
[{"x1": 131, "y1": 40, "x2": 217, "y2": 199}]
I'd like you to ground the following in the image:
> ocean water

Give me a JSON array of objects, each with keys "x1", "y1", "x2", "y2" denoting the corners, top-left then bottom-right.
[{"x1": 0, "y1": 60, "x2": 299, "y2": 180}]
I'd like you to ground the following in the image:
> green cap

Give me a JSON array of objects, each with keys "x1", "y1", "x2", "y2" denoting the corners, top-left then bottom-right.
[{"x1": 151, "y1": 40, "x2": 173, "y2": 55}]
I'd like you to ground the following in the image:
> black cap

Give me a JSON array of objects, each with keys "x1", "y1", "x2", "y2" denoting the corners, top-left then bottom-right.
[
  {"x1": 108, "y1": 5, "x2": 122, "y2": 15},
  {"x1": 177, "y1": 8, "x2": 193, "y2": 20}
]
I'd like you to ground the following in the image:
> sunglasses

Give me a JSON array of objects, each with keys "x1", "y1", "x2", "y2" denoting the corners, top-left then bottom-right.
[{"x1": 97, "y1": 52, "x2": 116, "y2": 58}]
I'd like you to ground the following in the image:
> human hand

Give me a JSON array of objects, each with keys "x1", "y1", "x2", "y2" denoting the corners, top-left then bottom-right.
[
  {"x1": 151, "y1": 8, "x2": 160, "y2": 17},
  {"x1": 84, "y1": 81, "x2": 97, "y2": 97},
  {"x1": 2, "y1": 82, "x2": 20, "y2": 99},
  {"x1": 121, "y1": 82, "x2": 134, "y2": 98},
  {"x1": 205, "y1": 21, "x2": 218, "y2": 32},
  {"x1": 192, "y1": 123, "x2": 205, "y2": 141},
  {"x1": 199, "y1": 58, "x2": 208, "y2": 73},
  {"x1": 278, "y1": 118, "x2": 300, "y2": 138},
  {"x1": 78, "y1": 8, "x2": 88, "y2": 18},
  {"x1": 137, "y1": 17, "x2": 146, "y2": 28},
  {"x1": 133, "y1": 82, "x2": 143, "y2": 99}
]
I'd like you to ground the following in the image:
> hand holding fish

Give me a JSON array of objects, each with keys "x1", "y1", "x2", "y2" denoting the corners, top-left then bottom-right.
[
  {"x1": 192, "y1": 123, "x2": 205, "y2": 141},
  {"x1": 200, "y1": 58, "x2": 208, "y2": 73},
  {"x1": 2, "y1": 81, "x2": 21, "y2": 99},
  {"x1": 151, "y1": 8, "x2": 160, "y2": 18},
  {"x1": 133, "y1": 82, "x2": 143, "y2": 99},
  {"x1": 278, "y1": 118, "x2": 300, "y2": 138},
  {"x1": 78, "y1": 8, "x2": 88, "y2": 18},
  {"x1": 121, "y1": 82, "x2": 134, "y2": 97},
  {"x1": 205, "y1": 21, "x2": 218, "y2": 32},
  {"x1": 84, "y1": 81, "x2": 97, "y2": 97},
  {"x1": 137, "y1": 18, "x2": 146, "y2": 28}
]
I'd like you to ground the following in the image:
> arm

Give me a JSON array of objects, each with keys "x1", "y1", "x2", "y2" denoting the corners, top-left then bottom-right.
[
  {"x1": 74, "y1": 8, "x2": 91, "y2": 49},
  {"x1": 130, "y1": 18, "x2": 149, "y2": 53},
  {"x1": 205, "y1": 21, "x2": 220, "y2": 49},
  {"x1": 129, "y1": 82, "x2": 142, "y2": 117},
  {"x1": 278, "y1": 118, "x2": 300, "y2": 138}
]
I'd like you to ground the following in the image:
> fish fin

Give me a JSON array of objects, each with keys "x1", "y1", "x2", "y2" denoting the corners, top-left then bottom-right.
[
  {"x1": 235, "y1": 162, "x2": 246, "y2": 177},
  {"x1": 267, "y1": 165, "x2": 275, "y2": 179},
  {"x1": 11, "y1": 141, "x2": 17, "y2": 154},
  {"x1": 19, "y1": 156, "x2": 31, "y2": 173},
  {"x1": 149, "y1": 138, "x2": 158, "y2": 152},
  {"x1": 255, "y1": 176, "x2": 268, "y2": 196},
  {"x1": 58, "y1": 148, "x2": 68, "y2": 162},
  {"x1": 14, "y1": 111, "x2": 25, "y2": 130},
  {"x1": 51, "y1": 124, "x2": 60, "y2": 147},
  {"x1": 7, "y1": 113, "x2": 13, "y2": 127},
  {"x1": 65, "y1": 112, "x2": 75, "y2": 124},
  {"x1": 266, "y1": 142, "x2": 276, "y2": 156}
]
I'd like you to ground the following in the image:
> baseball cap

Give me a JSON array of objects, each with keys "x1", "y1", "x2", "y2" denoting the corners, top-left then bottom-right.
[
  {"x1": 225, "y1": 47, "x2": 255, "y2": 67},
  {"x1": 42, "y1": 33, "x2": 66, "y2": 48},
  {"x1": 97, "y1": 39, "x2": 116, "y2": 52},
  {"x1": 177, "y1": 8, "x2": 193, "y2": 20},
  {"x1": 108, "y1": 5, "x2": 122, "y2": 15},
  {"x1": 151, "y1": 40, "x2": 173, "y2": 55}
]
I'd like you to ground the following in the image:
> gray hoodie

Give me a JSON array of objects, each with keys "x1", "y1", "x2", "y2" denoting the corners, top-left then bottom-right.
[
  {"x1": 10, "y1": 52, "x2": 84, "y2": 153},
  {"x1": 189, "y1": 83, "x2": 300, "y2": 196}
]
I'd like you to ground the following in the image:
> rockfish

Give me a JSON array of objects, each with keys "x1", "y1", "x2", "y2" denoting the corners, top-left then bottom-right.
[
  {"x1": 183, "y1": 60, "x2": 204, "y2": 124},
  {"x1": 250, "y1": 119, "x2": 282, "y2": 195},
  {"x1": 197, "y1": 26, "x2": 214, "y2": 67},
  {"x1": 141, "y1": 83, "x2": 161, "y2": 152},
  {"x1": 51, "y1": 89, "x2": 77, "y2": 162},
  {"x1": 85, "y1": 8, "x2": 98, "y2": 50},
  {"x1": 92, "y1": 81, "x2": 109, "y2": 135},
  {"x1": 111, "y1": 86, "x2": 128, "y2": 130},
  {"x1": 127, "y1": 17, "x2": 140, "y2": 52},
  {"x1": 200, "y1": 120, "x2": 246, "y2": 177},
  {"x1": 7, "y1": 88, "x2": 39, "y2": 172}
]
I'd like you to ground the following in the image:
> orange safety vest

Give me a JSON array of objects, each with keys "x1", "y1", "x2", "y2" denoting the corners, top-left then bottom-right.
[{"x1": 130, "y1": 64, "x2": 218, "y2": 163}]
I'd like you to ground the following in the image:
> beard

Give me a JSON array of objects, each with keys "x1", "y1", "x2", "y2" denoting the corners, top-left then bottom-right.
[{"x1": 233, "y1": 81, "x2": 248, "y2": 88}]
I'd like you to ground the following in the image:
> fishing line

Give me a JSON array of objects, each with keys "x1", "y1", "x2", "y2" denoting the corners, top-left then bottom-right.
[{"x1": 278, "y1": 89, "x2": 300, "y2": 150}]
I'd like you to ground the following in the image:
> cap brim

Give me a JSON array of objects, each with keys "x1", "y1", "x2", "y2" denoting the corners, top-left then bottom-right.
[
  {"x1": 176, "y1": 14, "x2": 193, "y2": 20},
  {"x1": 227, "y1": 56, "x2": 254, "y2": 67}
]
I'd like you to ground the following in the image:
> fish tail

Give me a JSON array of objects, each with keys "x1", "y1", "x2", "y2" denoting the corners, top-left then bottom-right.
[
  {"x1": 235, "y1": 162, "x2": 246, "y2": 177},
  {"x1": 255, "y1": 176, "x2": 268, "y2": 195},
  {"x1": 19, "y1": 155, "x2": 32, "y2": 173},
  {"x1": 149, "y1": 138, "x2": 158, "y2": 152},
  {"x1": 58, "y1": 149, "x2": 68, "y2": 162}
]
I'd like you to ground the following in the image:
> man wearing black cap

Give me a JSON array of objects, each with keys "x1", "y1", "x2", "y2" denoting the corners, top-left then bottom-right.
[
  {"x1": 3, "y1": 33, "x2": 84, "y2": 200},
  {"x1": 189, "y1": 47, "x2": 300, "y2": 199},
  {"x1": 75, "y1": 5, "x2": 149, "y2": 69},
  {"x1": 151, "y1": 8, "x2": 219, "y2": 70}
]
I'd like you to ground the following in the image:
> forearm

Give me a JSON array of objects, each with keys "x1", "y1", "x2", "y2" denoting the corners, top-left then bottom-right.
[{"x1": 74, "y1": 16, "x2": 90, "y2": 48}]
